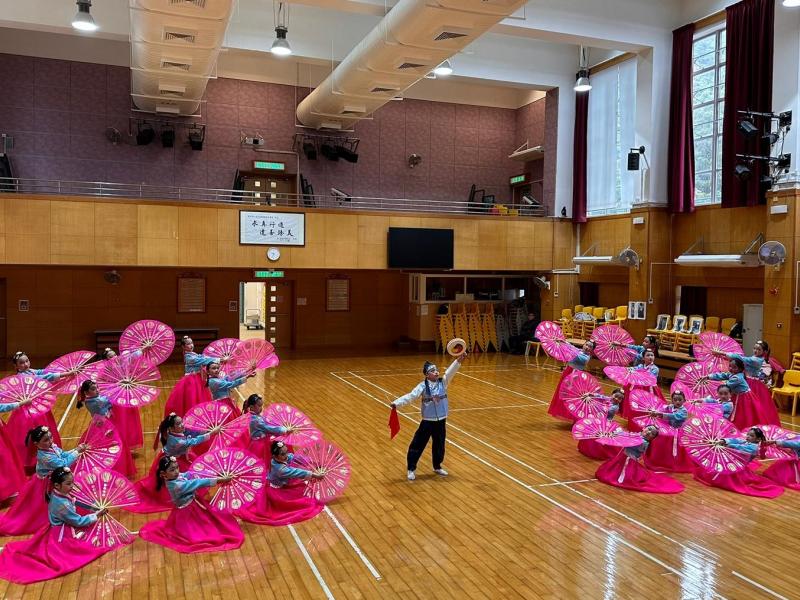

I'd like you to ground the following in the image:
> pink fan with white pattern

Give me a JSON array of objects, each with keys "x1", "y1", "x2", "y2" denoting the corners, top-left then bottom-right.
[
  {"x1": 561, "y1": 371, "x2": 608, "y2": 420},
  {"x1": 94, "y1": 355, "x2": 160, "y2": 408},
  {"x1": 603, "y1": 366, "x2": 657, "y2": 387},
  {"x1": 43, "y1": 350, "x2": 96, "y2": 394},
  {"x1": 71, "y1": 469, "x2": 139, "y2": 549},
  {"x1": 183, "y1": 401, "x2": 249, "y2": 450},
  {"x1": 189, "y1": 449, "x2": 265, "y2": 512},
  {"x1": 203, "y1": 338, "x2": 242, "y2": 365},
  {"x1": 628, "y1": 387, "x2": 678, "y2": 434},
  {"x1": 693, "y1": 332, "x2": 743, "y2": 372},
  {"x1": 228, "y1": 339, "x2": 279, "y2": 373},
  {"x1": 758, "y1": 424, "x2": 799, "y2": 460},
  {"x1": 294, "y1": 441, "x2": 350, "y2": 502},
  {"x1": 684, "y1": 396, "x2": 725, "y2": 418},
  {"x1": 591, "y1": 325, "x2": 637, "y2": 366},
  {"x1": 535, "y1": 321, "x2": 580, "y2": 363},
  {"x1": 671, "y1": 361, "x2": 719, "y2": 399},
  {"x1": 262, "y1": 403, "x2": 322, "y2": 447},
  {"x1": 119, "y1": 319, "x2": 175, "y2": 366},
  {"x1": 679, "y1": 415, "x2": 749, "y2": 474},
  {"x1": 0, "y1": 374, "x2": 56, "y2": 417},
  {"x1": 73, "y1": 416, "x2": 123, "y2": 476},
  {"x1": 571, "y1": 417, "x2": 644, "y2": 447}
]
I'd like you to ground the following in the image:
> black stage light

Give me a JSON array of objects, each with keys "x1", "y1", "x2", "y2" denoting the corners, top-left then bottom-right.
[
  {"x1": 734, "y1": 163, "x2": 752, "y2": 181},
  {"x1": 136, "y1": 124, "x2": 155, "y2": 146},
  {"x1": 320, "y1": 143, "x2": 339, "y2": 161},
  {"x1": 737, "y1": 118, "x2": 759, "y2": 139},
  {"x1": 188, "y1": 127, "x2": 204, "y2": 151},
  {"x1": 161, "y1": 128, "x2": 175, "y2": 148},
  {"x1": 335, "y1": 145, "x2": 359, "y2": 163},
  {"x1": 302, "y1": 141, "x2": 317, "y2": 160}
]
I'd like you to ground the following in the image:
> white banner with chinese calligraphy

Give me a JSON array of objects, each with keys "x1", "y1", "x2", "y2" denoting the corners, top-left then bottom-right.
[{"x1": 240, "y1": 211, "x2": 305, "y2": 246}]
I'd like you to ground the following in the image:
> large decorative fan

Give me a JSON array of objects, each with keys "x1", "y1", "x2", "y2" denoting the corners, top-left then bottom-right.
[
  {"x1": 630, "y1": 415, "x2": 679, "y2": 438},
  {"x1": 294, "y1": 441, "x2": 351, "y2": 502},
  {"x1": 94, "y1": 355, "x2": 161, "y2": 408},
  {"x1": 684, "y1": 397, "x2": 725, "y2": 418},
  {"x1": 680, "y1": 415, "x2": 750, "y2": 474},
  {"x1": 0, "y1": 374, "x2": 56, "y2": 417},
  {"x1": 535, "y1": 321, "x2": 580, "y2": 363},
  {"x1": 182, "y1": 401, "x2": 249, "y2": 450},
  {"x1": 203, "y1": 338, "x2": 242, "y2": 365},
  {"x1": 693, "y1": 332, "x2": 743, "y2": 372},
  {"x1": 262, "y1": 403, "x2": 322, "y2": 447},
  {"x1": 73, "y1": 416, "x2": 123, "y2": 476},
  {"x1": 603, "y1": 366, "x2": 657, "y2": 387},
  {"x1": 591, "y1": 325, "x2": 637, "y2": 366},
  {"x1": 228, "y1": 339, "x2": 278, "y2": 374},
  {"x1": 571, "y1": 417, "x2": 644, "y2": 447},
  {"x1": 758, "y1": 424, "x2": 799, "y2": 460},
  {"x1": 627, "y1": 388, "x2": 663, "y2": 414},
  {"x1": 43, "y1": 350, "x2": 96, "y2": 394},
  {"x1": 561, "y1": 371, "x2": 608, "y2": 420},
  {"x1": 671, "y1": 362, "x2": 719, "y2": 399},
  {"x1": 119, "y1": 319, "x2": 175, "y2": 366},
  {"x1": 72, "y1": 469, "x2": 139, "y2": 548},
  {"x1": 189, "y1": 449, "x2": 265, "y2": 512}
]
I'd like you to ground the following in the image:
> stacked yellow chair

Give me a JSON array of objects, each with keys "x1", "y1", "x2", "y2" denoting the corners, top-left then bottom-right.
[
  {"x1": 481, "y1": 304, "x2": 499, "y2": 352},
  {"x1": 437, "y1": 308, "x2": 455, "y2": 355},
  {"x1": 452, "y1": 305, "x2": 471, "y2": 352},
  {"x1": 467, "y1": 304, "x2": 487, "y2": 352}
]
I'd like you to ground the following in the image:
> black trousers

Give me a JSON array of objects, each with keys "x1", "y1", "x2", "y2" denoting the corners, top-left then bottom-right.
[{"x1": 406, "y1": 419, "x2": 446, "y2": 471}]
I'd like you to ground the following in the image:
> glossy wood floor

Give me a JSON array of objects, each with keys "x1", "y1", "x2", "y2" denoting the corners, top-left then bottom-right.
[{"x1": 1, "y1": 352, "x2": 798, "y2": 600}]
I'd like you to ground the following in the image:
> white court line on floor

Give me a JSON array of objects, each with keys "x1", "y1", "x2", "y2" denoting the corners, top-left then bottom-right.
[
  {"x1": 732, "y1": 571, "x2": 789, "y2": 600},
  {"x1": 448, "y1": 404, "x2": 540, "y2": 412},
  {"x1": 456, "y1": 372, "x2": 549, "y2": 405},
  {"x1": 57, "y1": 392, "x2": 79, "y2": 432},
  {"x1": 288, "y1": 524, "x2": 335, "y2": 600},
  {"x1": 322, "y1": 507, "x2": 382, "y2": 581},
  {"x1": 536, "y1": 479, "x2": 598, "y2": 487},
  {"x1": 330, "y1": 372, "x2": 725, "y2": 600}
]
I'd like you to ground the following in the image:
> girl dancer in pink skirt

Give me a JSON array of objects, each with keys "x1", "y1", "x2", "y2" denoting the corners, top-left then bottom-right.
[
  {"x1": 163, "y1": 336, "x2": 217, "y2": 417},
  {"x1": 93, "y1": 348, "x2": 144, "y2": 450},
  {"x1": 727, "y1": 341, "x2": 781, "y2": 425},
  {"x1": 596, "y1": 426, "x2": 684, "y2": 494},
  {"x1": 762, "y1": 436, "x2": 800, "y2": 491},
  {"x1": 642, "y1": 390, "x2": 694, "y2": 473},
  {"x1": 548, "y1": 340, "x2": 594, "y2": 421},
  {"x1": 0, "y1": 467, "x2": 126, "y2": 584},
  {"x1": 0, "y1": 426, "x2": 86, "y2": 536},
  {"x1": 139, "y1": 456, "x2": 243, "y2": 553},
  {"x1": 620, "y1": 350, "x2": 664, "y2": 420},
  {"x1": 207, "y1": 362, "x2": 254, "y2": 417},
  {"x1": 76, "y1": 380, "x2": 136, "y2": 478},
  {"x1": 709, "y1": 357, "x2": 762, "y2": 429},
  {"x1": 239, "y1": 394, "x2": 289, "y2": 460},
  {"x1": 235, "y1": 440, "x2": 324, "y2": 526},
  {"x1": 576, "y1": 388, "x2": 623, "y2": 460},
  {"x1": 0, "y1": 398, "x2": 32, "y2": 503}
]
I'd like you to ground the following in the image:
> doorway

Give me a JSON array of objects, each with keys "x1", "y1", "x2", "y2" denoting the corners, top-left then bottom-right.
[{"x1": 239, "y1": 280, "x2": 294, "y2": 349}]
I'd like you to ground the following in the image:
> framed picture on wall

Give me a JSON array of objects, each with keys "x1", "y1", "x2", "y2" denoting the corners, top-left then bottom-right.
[
  {"x1": 326, "y1": 276, "x2": 350, "y2": 312},
  {"x1": 177, "y1": 276, "x2": 206, "y2": 313},
  {"x1": 240, "y1": 211, "x2": 305, "y2": 246},
  {"x1": 627, "y1": 301, "x2": 647, "y2": 320}
]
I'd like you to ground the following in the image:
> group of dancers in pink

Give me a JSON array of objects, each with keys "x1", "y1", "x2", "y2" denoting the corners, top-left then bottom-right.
[
  {"x1": 0, "y1": 327, "x2": 338, "y2": 584},
  {"x1": 543, "y1": 327, "x2": 798, "y2": 499}
]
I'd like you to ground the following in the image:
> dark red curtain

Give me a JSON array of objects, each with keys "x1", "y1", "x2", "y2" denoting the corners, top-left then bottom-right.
[
  {"x1": 667, "y1": 24, "x2": 696, "y2": 213},
  {"x1": 572, "y1": 91, "x2": 589, "y2": 223},
  {"x1": 721, "y1": 0, "x2": 775, "y2": 207}
]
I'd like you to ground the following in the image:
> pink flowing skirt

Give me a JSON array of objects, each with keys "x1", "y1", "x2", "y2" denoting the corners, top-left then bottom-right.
[
  {"x1": 577, "y1": 439, "x2": 618, "y2": 461},
  {"x1": 693, "y1": 466, "x2": 784, "y2": 498},
  {"x1": 643, "y1": 434, "x2": 694, "y2": 473},
  {"x1": 163, "y1": 373, "x2": 211, "y2": 418},
  {"x1": 127, "y1": 453, "x2": 194, "y2": 514},
  {"x1": 0, "y1": 425, "x2": 25, "y2": 502},
  {"x1": 6, "y1": 409, "x2": 62, "y2": 470},
  {"x1": 548, "y1": 366, "x2": 576, "y2": 421},
  {"x1": 762, "y1": 459, "x2": 800, "y2": 491},
  {"x1": 621, "y1": 384, "x2": 666, "y2": 421},
  {"x1": 0, "y1": 476, "x2": 51, "y2": 536},
  {"x1": 0, "y1": 522, "x2": 127, "y2": 584},
  {"x1": 139, "y1": 497, "x2": 243, "y2": 554},
  {"x1": 730, "y1": 390, "x2": 762, "y2": 430},
  {"x1": 78, "y1": 417, "x2": 137, "y2": 479},
  {"x1": 235, "y1": 480, "x2": 323, "y2": 526},
  {"x1": 596, "y1": 451, "x2": 684, "y2": 494},
  {"x1": 746, "y1": 378, "x2": 781, "y2": 426},
  {"x1": 110, "y1": 406, "x2": 143, "y2": 450}
]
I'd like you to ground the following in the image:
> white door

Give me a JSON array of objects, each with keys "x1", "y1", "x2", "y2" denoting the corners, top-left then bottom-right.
[{"x1": 742, "y1": 304, "x2": 763, "y2": 353}]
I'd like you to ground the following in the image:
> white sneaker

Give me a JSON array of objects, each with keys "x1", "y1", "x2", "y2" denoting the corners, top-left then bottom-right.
[
  {"x1": 434, "y1": 468, "x2": 448, "y2": 477},
  {"x1": 407, "y1": 470, "x2": 416, "y2": 481}
]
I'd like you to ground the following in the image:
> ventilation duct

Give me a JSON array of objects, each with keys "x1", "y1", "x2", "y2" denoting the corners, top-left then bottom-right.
[{"x1": 296, "y1": 0, "x2": 527, "y2": 130}]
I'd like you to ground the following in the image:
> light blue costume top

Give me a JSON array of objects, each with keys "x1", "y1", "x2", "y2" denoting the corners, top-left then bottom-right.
[
  {"x1": 269, "y1": 453, "x2": 311, "y2": 487},
  {"x1": 776, "y1": 438, "x2": 800, "y2": 458},
  {"x1": 728, "y1": 353, "x2": 763, "y2": 379},
  {"x1": 709, "y1": 372, "x2": 749, "y2": 394},
  {"x1": 165, "y1": 473, "x2": 216, "y2": 508},
  {"x1": 724, "y1": 438, "x2": 758, "y2": 462},
  {"x1": 84, "y1": 394, "x2": 112, "y2": 418},
  {"x1": 36, "y1": 446, "x2": 79, "y2": 479},
  {"x1": 393, "y1": 360, "x2": 462, "y2": 421},
  {"x1": 568, "y1": 351, "x2": 591, "y2": 371},
  {"x1": 48, "y1": 492, "x2": 98, "y2": 527},
  {"x1": 636, "y1": 363, "x2": 660, "y2": 379},
  {"x1": 208, "y1": 375, "x2": 248, "y2": 400},
  {"x1": 660, "y1": 406, "x2": 688, "y2": 428},
  {"x1": 249, "y1": 414, "x2": 287, "y2": 441},
  {"x1": 20, "y1": 368, "x2": 59, "y2": 383},
  {"x1": 164, "y1": 431, "x2": 210, "y2": 457},
  {"x1": 184, "y1": 352, "x2": 218, "y2": 375},
  {"x1": 607, "y1": 404, "x2": 620, "y2": 420},
  {"x1": 0, "y1": 402, "x2": 21, "y2": 414},
  {"x1": 703, "y1": 397, "x2": 734, "y2": 419},
  {"x1": 624, "y1": 439, "x2": 650, "y2": 459},
  {"x1": 627, "y1": 344, "x2": 647, "y2": 366}
]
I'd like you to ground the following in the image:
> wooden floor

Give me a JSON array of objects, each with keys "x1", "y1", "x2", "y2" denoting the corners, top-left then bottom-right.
[{"x1": 1, "y1": 352, "x2": 799, "y2": 599}]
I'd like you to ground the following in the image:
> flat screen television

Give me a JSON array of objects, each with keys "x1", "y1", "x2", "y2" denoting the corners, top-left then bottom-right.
[{"x1": 387, "y1": 227, "x2": 454, "y2": 269}]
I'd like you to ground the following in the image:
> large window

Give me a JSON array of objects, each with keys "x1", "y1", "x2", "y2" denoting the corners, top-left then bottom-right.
[
  {"x1": 586, "y1": 59, "x2": 637, "y2": 217},
  {"x1": 692, "y1": 27, "x2": 726, "y2": 205}
]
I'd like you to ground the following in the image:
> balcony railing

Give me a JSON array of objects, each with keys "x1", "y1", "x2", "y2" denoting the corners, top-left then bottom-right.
[{"x1": 0, "y1": 177, "x2": 549, "y2": 218}]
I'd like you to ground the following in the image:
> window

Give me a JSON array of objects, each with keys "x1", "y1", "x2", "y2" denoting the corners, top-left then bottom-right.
[
  {"x1": 692, "y1": 27, "x2": 726, "y2": 205},
  {"x1": 587, "y1": 59, "x2": 637, "y2": 217}
]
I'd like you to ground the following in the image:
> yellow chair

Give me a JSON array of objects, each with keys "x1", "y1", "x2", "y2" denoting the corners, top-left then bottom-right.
[
  {"x1": 583, "y1": 306, "x2": 595, "y2": 316},
  {"x1": 604, "y1": 308, "x2": 616, "y2": 322},
  {"x1": 790, "y1": 352, "x2": 800, "y2": 371},
  {"x1": 561, "y1": 308, "x2": 573, "y2": 319},
  {"x1": 704, "y1": 316, "x2": 720, "y2": 332},
  {"x1": 720, "y1": 318, "x2": 736, "y2": 335},
  {"x1": 675, "y1": 332, "x2": 694, "y2": 354},
  {"x1": 772, "y1": 369, "x2": 800, "y2": 416},
  {"x1": 574, "y1": 304, "x2": 584, "y2": 315},
  {"x1": 592, "y1": 307, "x2": 606, "y2": 320},
  {"x1": 524, "y1": 340, "x2": 542, "y2": 359}
]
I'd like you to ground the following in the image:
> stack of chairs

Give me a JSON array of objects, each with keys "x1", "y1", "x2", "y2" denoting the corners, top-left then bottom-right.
[
  {"x1": 437, "y1": 308, "x2": 456, "y2": 355},
  {"x1": 481, "y1": 304, "x2": 499, "y2": 352},
  {"x1": 452, "y1": 304, "x2": 470, "y2": 351},
  {"x1": 467, "y1": 304, "x2": 487, "y2": 352},
  {"x1": 495, "y1": 313, "x2": 510, "y2": 351}
]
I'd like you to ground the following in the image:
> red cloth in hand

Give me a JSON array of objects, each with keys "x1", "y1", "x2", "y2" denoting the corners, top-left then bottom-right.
[{"x1": 388, "y1": 406, "x2": 400, "y2": 439}]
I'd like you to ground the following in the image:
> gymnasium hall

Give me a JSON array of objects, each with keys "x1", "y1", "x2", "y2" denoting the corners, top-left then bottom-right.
[{"x1": 0, "y1": 0, "x2": 799, "y2": 598}]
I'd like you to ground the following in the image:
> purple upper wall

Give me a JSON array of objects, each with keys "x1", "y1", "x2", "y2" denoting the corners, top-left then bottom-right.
[{"x1": 0, "y1": 53, "x2": 555, "y2": 210}]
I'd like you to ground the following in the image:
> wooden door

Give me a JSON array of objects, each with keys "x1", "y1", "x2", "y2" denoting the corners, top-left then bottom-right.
[{"x1": 266, "y1": 280, "x2": 294, "y2": 349}]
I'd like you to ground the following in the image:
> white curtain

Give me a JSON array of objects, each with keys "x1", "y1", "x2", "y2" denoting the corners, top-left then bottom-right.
[{"x1": 587, "y1": 59, "x2": 637, "y2": 216}]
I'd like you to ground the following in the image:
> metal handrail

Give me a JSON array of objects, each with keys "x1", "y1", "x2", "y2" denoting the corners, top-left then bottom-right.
[{"x1": 0, "y1": 177, "x2": 550, "y2": 218}]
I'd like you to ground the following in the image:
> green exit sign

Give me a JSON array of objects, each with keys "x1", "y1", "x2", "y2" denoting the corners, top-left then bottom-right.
[
  {"x1": 509, "y1": 174, "x2": 526, "y2": 185},
  {"x1": 254, "y1": 270, "x2": 284, "y2": 278},
  {"x1": 253, "y1": 160, "x2": 285, "y2": 171}
]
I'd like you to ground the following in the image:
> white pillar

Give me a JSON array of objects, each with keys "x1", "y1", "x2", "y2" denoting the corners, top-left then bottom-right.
[
  {"x1": 773, "y1": 3, "x2": 800, "y2": 187},
  {"x1": 555, "y1": 79, "x2": 576, "y2": 217}
]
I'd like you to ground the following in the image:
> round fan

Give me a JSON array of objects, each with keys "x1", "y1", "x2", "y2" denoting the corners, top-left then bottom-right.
[
  {"x1": 229, "y1": 339, "x2": 278, "y2": 373},
  {"x1": 627, "y1": 388, "x2": 663, "y2": 414},
  {"x1": 671, "y1": 362, "x2": 719, "y2": 399},
  {"x1": 561, "y1": 371, "x2": 607, "y2": 420},
  {"x1": 119, "y1": 319, "x2": 175, "y2": 366},
  {"x1": 679, "y1": 415, "x2": 750, "y2": 474},
  {"x1": 758, "y1": 241, "x2": 786, "y2": 267},
  {"x1": 294, "y1": 441, "x2": 351, "y2": 502},
  {"x1": 535, "y1": 321, "x2": 580, "y2": 363},
  {"x1": 758, "y1": 424, "x2": 799, "y2": 460},
  {"x1": 71, "y1": 469, "x2": 139, "y2": 549},
  {"x1": 262, "y1": 403, "x2": 322, "y2": 447},
  {"x1": 446, "y1": 338, "x2": 467, "y2": 357},
  {"x1": 203, "y1": 338, "x2": 242, "y2": 365},
  {"x1": 189, "y1": 449, "x2": 265, "y2": 512},
  {"x1": 43, "y1": 350, "x2": 97, "y2": 394},
  {"x1": 0, "y1": 373, "x2": 57, "y2": 417},
  {"x1": 693, "y1": 332, "x2": 744, "y2": 372},
  {"x1": 182, "y1": 401, "x2": 249, "y2": 449},
  {"x1": 571, "y1": 417, "x2": 644, "y2": 447},
  {"x1": 73, "y1": 416, "x2": 123, "y2": 476},
  {"x1": 684, "y1": 397, "x2": 724, "y2": 418},
  {"x1": 94, "y1": 355, "x2": 161, "y2": 408},
  {"x1": 591, "y1": 325, "x2": 636, "y2": 366},
  {"x1": 603, "y1": 366, "x2": 657, "y2": 387}
]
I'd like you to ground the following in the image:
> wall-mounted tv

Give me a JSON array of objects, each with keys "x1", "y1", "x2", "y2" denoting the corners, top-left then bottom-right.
[{"x1": 387, "y1": 227, "x2": 454, "y2": 269}]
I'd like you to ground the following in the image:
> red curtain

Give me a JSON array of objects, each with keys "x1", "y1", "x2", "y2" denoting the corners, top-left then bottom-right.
[
  {"x1": 721, "y1": 0, "x2": 775, "y2": 208},
  {"x1": 667, "y1": 24, "x2": 696, "y2": 213},
  {"x1": 572, "y1": 91, "x2": 589, "y2": 223}
]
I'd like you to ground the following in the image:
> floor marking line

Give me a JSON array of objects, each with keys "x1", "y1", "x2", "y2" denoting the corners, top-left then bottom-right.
[
  {"x1": 57, "y1": 392, "x2": 78, "y2": 432},
  {"x1": 448, "y1": 404, "x2": 540, "y2": 412},
  {"x1": 288, "y1": 524, "x2": 335, "y2": 600},
  {"x1": 731, "y1": 571, "x2": 788, "y2": 600},
  {"x1": 322, "y1": 507, "x2": 382, "y2": 581},
  {"x1": 536, "y1": 479, "x2": 598, "y2": 487}
]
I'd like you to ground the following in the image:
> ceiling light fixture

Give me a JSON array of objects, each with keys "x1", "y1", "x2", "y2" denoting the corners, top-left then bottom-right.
[
  {"x1": 270, "y1": 2, "x2": 292, "y2": 56},
  {"x1": 433, "y1": 59, "x2": 453, "y2": 76},
  {"x1": 574, "y1": 46, "x2": 592, "y2": 92},
  {"x1": 72, "y1": 0, "x2": 98, "y2": 32},
  {"x1": 782, "y1": 0, "x2": 800, "y2": 7}
]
